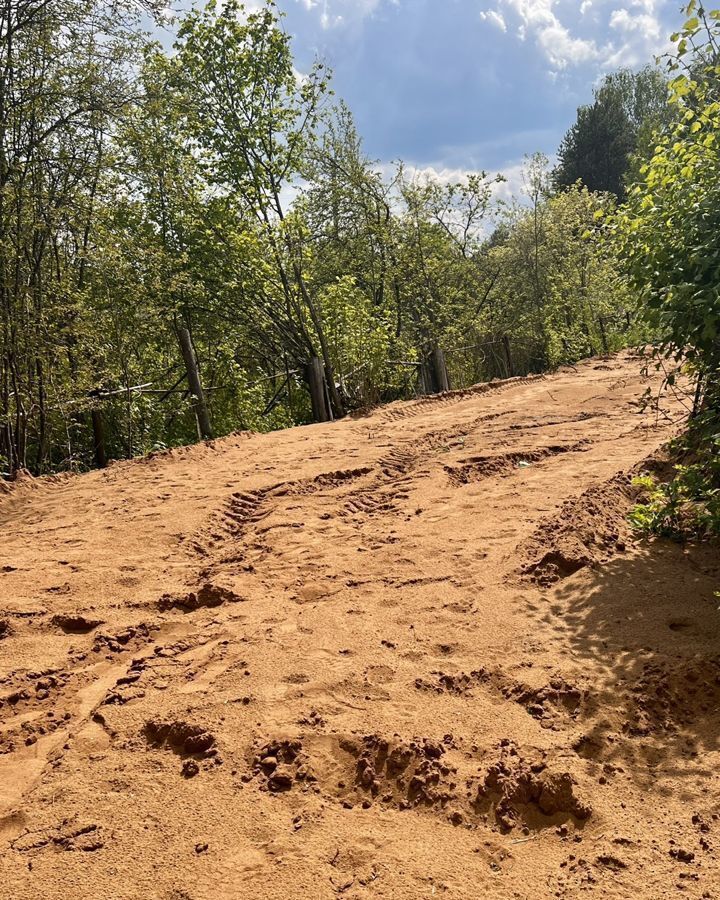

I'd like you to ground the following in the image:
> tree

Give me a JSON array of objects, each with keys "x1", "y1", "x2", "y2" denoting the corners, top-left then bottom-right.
[
  {"x1": 487, "y1": 175, "x2": 633, "y2": 371},
  {"x1": 554, "y1": 67, "x2": 670, "y2": 198},
  {"x1": 174, "y1": 0, "x2": 344, "y2": 417},
  {"x1": 0, "y1": 0, "x2": 647, "y2": 478},
  {"x1": 0, "y1": 0, "x2": 159, "y2": 474},
  {"x1": 613, "y1": 6, "x2": 720, "y2": 398},
  {"x1": 613, "y1": 3, "x2": 720, "y2": 536}
]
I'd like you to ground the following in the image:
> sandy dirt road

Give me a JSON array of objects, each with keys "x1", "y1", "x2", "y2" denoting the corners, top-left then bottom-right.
[{"x1": 1, "y1": 351, "x2": 719, "y2": 899}]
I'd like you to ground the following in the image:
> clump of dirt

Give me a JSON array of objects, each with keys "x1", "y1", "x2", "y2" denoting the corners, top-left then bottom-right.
[
  {"x1": 309, "y1": 467, "x2": 373, "y2": 488},
  {"x1": 143, "y1": 720, "x2": 217, "y2": 758},
  {"x1": 338, "y1": 734, "x2": 458, "y2": 814},
  {"x1": 476, "y1": 741, "x2": 592, "y2": 831},
  {"x1": 251, "y1": 738, "x2": 316, "y2": 792},
  {"x1": 0, "y1": 619, "x2": 11, "y2": 640},
  {"x1": 12, "y1": 821, "x2": 103, "y2": 854},
  {"x1": 158, "y1": 583, "x2": 244, "y2": 613},
  {"x1": 503, "y1": 675, "x2": 586, "y2": 726},
  {"x1": 414, "y1": 669, "x2": 489, "y2": 696},
  {"x1": 52, "y1": 613, "x2": 105, "y2": 634},
  {"x1": 92, "y1": 623, "x2": 152, "y2": 654},
  {"x1": 518, "y1": 474, "x2": 635, "y2": 585},
  {"x1": 0, "y1": 669, "x2": 69, "y2": 715},
  {"x1": 0, "y1": 706, "x2": 70, "y2": 755},
  {"x1": 102, "y1": 661, "x2": 147, "y2": 706}
]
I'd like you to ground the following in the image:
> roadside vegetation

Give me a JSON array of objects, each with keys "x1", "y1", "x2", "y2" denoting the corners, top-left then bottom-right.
[
  {"x1": 614, "y1": 3, "x2": 720, "y2": 538},
  {"x1": 0, "y1": 0, "x2": 717, "y2": 541}
]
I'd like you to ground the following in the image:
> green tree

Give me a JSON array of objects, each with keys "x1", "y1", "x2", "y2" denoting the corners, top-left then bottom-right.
[
  {"x1": 614, "y1": 3, "x2": 720, "y2": 536},
  {"x1": 174, "y1": 0, "x2": 344, "y2": 416},
  {"x1": 613, "y1": 6, "x2": 720, "y2": 398},
  {"x1": 555, "y1": 67, "x2": 670, "y2": 198},
  {"x1": 0, "y1": 0, "x2": 159, "y2": 474}
]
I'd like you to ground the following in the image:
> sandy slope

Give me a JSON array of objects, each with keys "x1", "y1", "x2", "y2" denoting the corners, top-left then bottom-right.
[{"x1": 1, "y1": 351, "x2": 719, "y2": 900}]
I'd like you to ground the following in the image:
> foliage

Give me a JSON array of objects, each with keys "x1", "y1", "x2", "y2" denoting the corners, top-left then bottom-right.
[
  {"x1": 485, "y1": 168, "x2": 634, "y2": 370},
  {"x1": 630, "y1": 424, "x2": 720, "y2": 539},
  {"x1": 555, "y1": 67, "x2": 671, "y2": 198},
  {"x1": 615, "y1": 2, "x2": 720, "y2": 538},
  {"x1": 612, "y1": 9, "x2": 720, "y2": 386},
  {"x1": 0, "y1": 0, "x2": 642, "y2": 479}
]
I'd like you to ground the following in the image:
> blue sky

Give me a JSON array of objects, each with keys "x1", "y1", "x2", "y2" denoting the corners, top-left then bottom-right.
[
  {"x1": 275, "y1": 0, "x2": 680, "y2": 184},
  {"x1": 166, "y1": 1, "x2": 682, "y2": 189}
]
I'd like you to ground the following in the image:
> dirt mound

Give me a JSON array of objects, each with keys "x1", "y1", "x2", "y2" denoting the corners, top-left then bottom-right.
[
  {"x1": 445, "y1": 441, "x2": 589, "y2": 486},
  {"x1": 157, "y1": 583, "x2": 244, "y2": 612},
  {"x1": 518, "y1": 473, "x2": 636, "y2": 585},
  {"x1": 623, "y1": 656, "x2": 720, "y2": 736},
  {"x1": 0, "y1": 468, "x2": 72, "y2": 505},
  {"x1": 143, "y1": 720, "x2": 217, "y2": 757},
  {"x1": 415, "y1": 668, "x2": 587, "y2": 728},
  {"x1": 51, "y1": 613, "x2": 105, "y2": 634},
  {"x1": 476, "y1": 742, "x2": 592, "y2": 832}
]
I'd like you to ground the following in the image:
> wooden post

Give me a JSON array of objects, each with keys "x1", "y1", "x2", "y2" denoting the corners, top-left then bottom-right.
[
  {"x1": 177, "y1": 325, "x2": 213, "y2": 440},
  {"x1": 419, "y1": 345, "x2": 450, "y2": 395},
  {"x1": 502, "y1": 335, "x2": 514, "y2": 378},
  {"x1": 432, "y1": 345, "x2": 450, "y2": 393},
  {"x1": 306, "y1": 356, "x2": 330, "y2": 423},
  {"x1": 91, "y1": 407, "x2": 107, "y2": 469},
  {"x1": 418, "y1": 359, "x2": 433, "y2": 395},
  {"x1": 598, "y1": 316, "x2": 609, "y2": 354}
]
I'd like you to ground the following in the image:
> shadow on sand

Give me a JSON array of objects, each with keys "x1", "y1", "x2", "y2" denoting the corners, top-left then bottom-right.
[{"x1": 539, "y1": 536, "x2": 720, "y2": 787}]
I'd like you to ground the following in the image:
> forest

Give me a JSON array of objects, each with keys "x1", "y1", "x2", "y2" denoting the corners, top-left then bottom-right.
[{"x1": 0, "y1": 0, "x2": 717, "y2": 535}]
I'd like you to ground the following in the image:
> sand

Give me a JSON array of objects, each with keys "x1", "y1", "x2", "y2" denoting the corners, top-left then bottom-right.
[{"x1": 0, "y1": 350, "x2": 718, "y2": 899}]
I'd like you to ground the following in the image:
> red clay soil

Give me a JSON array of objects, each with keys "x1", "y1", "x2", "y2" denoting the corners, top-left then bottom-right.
[{"x1": 1, "y1": 350, "x2": 719, "y2": 900}]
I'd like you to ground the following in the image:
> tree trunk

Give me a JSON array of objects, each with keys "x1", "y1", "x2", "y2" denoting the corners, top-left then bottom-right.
[{"x1": 176, "y1": 325, "x2": 213, "y2": 441}]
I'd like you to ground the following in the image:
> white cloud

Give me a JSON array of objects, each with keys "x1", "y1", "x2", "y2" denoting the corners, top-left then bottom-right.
[
  {"x1": 478, "y1": 1, "x2": 602, "y2": 68},
  {"x1": 479, "y1": 0, "x2": 668, "y2": 72},
  {"x1": 609, "y1": 9, "x2": 661, "y2": 39},
  {"x1": 480, "y1": 9, "x2": 507, "y2": 32},
  {"x1": 294, "y1": 0, "x2": 394, "y2": 30}
]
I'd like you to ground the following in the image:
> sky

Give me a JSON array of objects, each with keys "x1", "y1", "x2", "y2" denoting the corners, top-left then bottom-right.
[{"x1": 164, "y1": 1, "x2": 682, "y2": 192}]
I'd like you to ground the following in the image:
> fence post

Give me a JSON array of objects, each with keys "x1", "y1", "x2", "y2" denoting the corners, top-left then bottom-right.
[
  {"x1": 502, "y1": 335, "x2": 514, "y2": 378},
  {"x1": 306, "y1": 356, "x2": 330, "y2": 423},
  {"x1": 432, "y1": 345, "x2": 450, "y2": 393},
  {"x1": 91, "y1": 407, "x2": 108, "y2": 468},
  {"x1": 176, "y1": 325, "x2": 213, "y2": 440},
  {"x1": 418, "y1": 360, "x2": 433, "y2": 395},
  {"x1": 598, "y1": 316, "x2": 609, "y2": 354}
]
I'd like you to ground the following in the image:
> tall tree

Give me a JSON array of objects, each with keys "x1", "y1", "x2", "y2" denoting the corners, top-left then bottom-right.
[
  {"x1": 174, "y1": 0, "x2": 344, "y2": 417},
  {"x1": 554, "y1": 66, "x2": 670, "y2": 198},
  {"x1": 0, "y1": 0, "x2": 158, "y2": 474}
]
